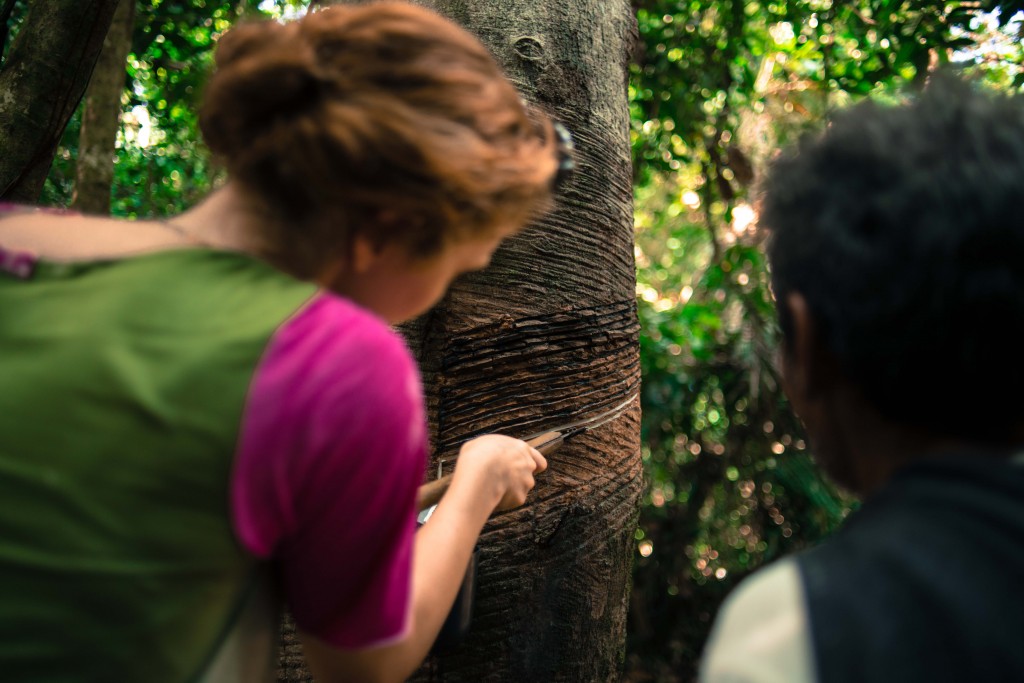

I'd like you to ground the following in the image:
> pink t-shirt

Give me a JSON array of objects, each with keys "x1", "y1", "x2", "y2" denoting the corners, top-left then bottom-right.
[{"x1": 231, "y1": 293, "x2": 427, "y2": 649}]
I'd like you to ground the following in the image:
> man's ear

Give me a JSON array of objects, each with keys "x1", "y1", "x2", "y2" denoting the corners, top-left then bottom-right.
[
  {"x1": 782, "y1": 290, "x2": 839, "y2": 397},
  {"x1": 781, "y1": 292, "x2": 827, "y2": 405}
]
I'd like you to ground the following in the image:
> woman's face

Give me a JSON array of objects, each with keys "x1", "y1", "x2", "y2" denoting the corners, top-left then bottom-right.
[{"x1": 327, "y1": 227, "x2": 516, "y2": 324}]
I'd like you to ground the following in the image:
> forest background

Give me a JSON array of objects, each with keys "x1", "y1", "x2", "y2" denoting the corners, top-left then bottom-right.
[{"x1": 3, "y1": 1, "x2": 1024, "y2": 680}]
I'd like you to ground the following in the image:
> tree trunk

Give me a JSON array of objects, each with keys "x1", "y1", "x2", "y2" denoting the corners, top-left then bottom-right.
[
  {"x1": 71, "y1": 0, "x2": 134, "y2": 215},
  {"x1": 405, "y1": 4, "x2": 640, "y2": 680},
  {"x1": 280, "y1": 1, "x2": 640, "y2": 680},
  {"x1": 0, "y1": 0, "x2": 120, "y2": 202}
]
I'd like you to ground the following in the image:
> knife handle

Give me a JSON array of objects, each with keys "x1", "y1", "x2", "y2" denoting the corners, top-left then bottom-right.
[
  {"x1": 416, "y1": 431, "x2": 565, "y2": 512},
  {"x1": 416, "y1": 475, "x2": 452, "y2": 512}
]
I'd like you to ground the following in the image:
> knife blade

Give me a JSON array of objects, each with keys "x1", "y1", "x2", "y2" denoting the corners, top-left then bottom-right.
[{"x1": 416, "y1": 395, "x2": 635, "y2": 512}]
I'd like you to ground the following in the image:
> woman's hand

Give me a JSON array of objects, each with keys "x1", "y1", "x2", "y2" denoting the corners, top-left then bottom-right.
[
  {"x1": 302, "y1": 435, "x2": 546, "y2": 683},
  {"x1": 451, "y1": 434, "x2": 548, "y2": 513}
]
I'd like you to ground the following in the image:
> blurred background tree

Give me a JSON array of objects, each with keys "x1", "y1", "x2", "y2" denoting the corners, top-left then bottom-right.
[{"x1": 4, "y1": 1, "x2": 1023, "y2": 680}]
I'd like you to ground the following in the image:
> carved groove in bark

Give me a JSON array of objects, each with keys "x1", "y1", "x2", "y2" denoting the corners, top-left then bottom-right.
[
  {"x1": 416, "y1": 405, "x2": 642, "y2": 682},
  {"x1": 408, "y1": 299, "x2": 641, "y2": 683},
  {"x1": 429, "y1": 300, "x2": 641, "y2": 455}
]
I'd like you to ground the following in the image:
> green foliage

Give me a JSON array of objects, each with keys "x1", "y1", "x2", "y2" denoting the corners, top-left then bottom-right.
[
  {"x1": 39, "y1": 0, "x2": 312, "y2": 217},
  {"x1": 112, "y1": 0, "x2": 229, "y2": 216},
  {"x1": 626, "y1": 2, "x2": 1024, "y2": 681},
  {"x1": 629, "y1": 173, "x2": 852, "y2": 681}
]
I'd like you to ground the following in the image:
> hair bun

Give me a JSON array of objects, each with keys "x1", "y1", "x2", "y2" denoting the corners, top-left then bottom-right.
[
  {"x1": 194, "y1": 3, "x2": 559, "y2": 281},
  {"x1": 200, "y1": 20, "x2": 322, "y2": 158}
]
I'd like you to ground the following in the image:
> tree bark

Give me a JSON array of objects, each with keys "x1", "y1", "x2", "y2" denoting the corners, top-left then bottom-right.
[
  {"x1": 280, "y1": 1, "x2": 640, "y2": 680},
  {"x1": 405, "y1": 4, "x2": 640, "y2": 680},
  {"x1": 71, "y1": 0, "x2": 134, "y2": 215},
  {"x1": 0, "y1": 0, "x2": 120, "y2": 202}
]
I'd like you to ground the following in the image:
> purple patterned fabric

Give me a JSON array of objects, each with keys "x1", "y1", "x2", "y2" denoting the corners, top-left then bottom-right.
[
  {"x1": 231, "y1": 293, "x2": 427, "y2": 648},
  {"x1": 0, "y1": 245, "x2": 37, "y2": 279},
  {"x1": 0, "y1": 204, "x2": 38, "y2": 279}
]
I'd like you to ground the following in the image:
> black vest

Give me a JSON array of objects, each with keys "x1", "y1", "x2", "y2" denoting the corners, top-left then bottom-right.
[{"x1": 797, "y1": 454, "x2": 1024, "y2": 683}]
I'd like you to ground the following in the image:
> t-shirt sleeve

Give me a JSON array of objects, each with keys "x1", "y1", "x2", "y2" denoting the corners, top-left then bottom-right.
[
  {"x1": 230, "y1": 293, "x2": 427, "y2": 649},
  {"x1": 699, "y1": 557, "x2": 817, "y2": 683}
]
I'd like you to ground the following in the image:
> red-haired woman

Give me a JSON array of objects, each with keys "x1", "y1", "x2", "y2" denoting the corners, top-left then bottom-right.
[{"x1": 0, "y1": 4, "x2": 565, "y2": 681}]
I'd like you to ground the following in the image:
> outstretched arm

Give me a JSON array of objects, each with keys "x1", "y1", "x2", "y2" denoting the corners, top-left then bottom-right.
[{"x1": 301, "y1": 435, "x2": 546, "y2": 683}]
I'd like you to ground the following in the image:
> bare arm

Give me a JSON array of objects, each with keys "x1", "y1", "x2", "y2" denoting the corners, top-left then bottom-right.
[{"x1": 300, "y1": 435, "x2": 546, "y2": 683}]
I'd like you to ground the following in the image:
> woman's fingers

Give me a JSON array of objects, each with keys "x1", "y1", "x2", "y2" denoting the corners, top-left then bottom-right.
[
  {"x1": 529, "y1": 447, "x2": 548, "y2": 474},
  {"x1": 454, "y1": 434, "x2": 551, "y2": 512}
]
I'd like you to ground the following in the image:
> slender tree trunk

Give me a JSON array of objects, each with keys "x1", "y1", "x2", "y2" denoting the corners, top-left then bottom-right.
[
  {"x1": 72, "y1": 0, "x2": 134, "y2": 215},
  {"x1": 0, "y1": 0, "x2": 120, "y2": 201},
  {"x1": 280, "y1": 1, "x2": 640, "y2": 680}
]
